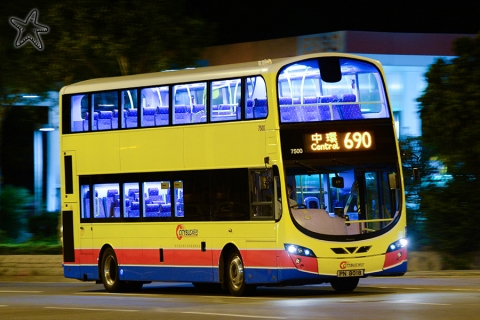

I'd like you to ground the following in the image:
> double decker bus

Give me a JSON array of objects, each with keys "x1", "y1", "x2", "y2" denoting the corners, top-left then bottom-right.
[{"x1": 60, "y1": 53, "x2": 407, "y2": 296}]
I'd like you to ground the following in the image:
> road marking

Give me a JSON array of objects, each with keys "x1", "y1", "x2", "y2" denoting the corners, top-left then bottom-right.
[
  {"x1": 413, "y1": 302, "x2": 450, "y2": 306},
  {"x1": 394, "y1": 300, "x2": 450, "y2": 306},
  {"x1": 0, "y1": 290, "x2": 42, "y2": 293},
  {"x1": 182, "y1": 312, "x2": 287, "y2": 319},
  {"x1": 44, "y1": 307, "x2": 139, "y2": 312}
]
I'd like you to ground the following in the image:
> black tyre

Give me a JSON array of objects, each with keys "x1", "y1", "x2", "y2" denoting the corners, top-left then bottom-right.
[
  {"x1": 330, "y1": 277, "x2": 359, "y2": 292},
  {"x1": 226, "y1": 250, "x2": 255, "y2": 296},
  {"x1": 100, "y1": 247, "x2": 122, "y2": 292}
]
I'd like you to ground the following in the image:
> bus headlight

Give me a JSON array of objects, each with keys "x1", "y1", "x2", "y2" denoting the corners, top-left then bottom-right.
[
  {"x1": 285, "y1": 244, "x2": 316, "y2": 257},
  {"x1": 386, "y1": 238, "x2": 408, "y2": 253}
]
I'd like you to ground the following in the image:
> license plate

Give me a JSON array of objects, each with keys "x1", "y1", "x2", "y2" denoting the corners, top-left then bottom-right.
[{"x1": 337, "y1": 269, "x2": 364, "y2": 277}]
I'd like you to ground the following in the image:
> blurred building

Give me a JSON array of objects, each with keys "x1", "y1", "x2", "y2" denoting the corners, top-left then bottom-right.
[
  {"x1": 201, "y1": 31, "x2": 474, "y2": 137},
  {"x1": 3, "y1": 92, "x2": 60, "y2": 213}
]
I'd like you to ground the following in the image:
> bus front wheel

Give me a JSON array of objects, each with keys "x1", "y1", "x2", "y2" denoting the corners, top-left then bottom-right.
[
  {"x1": 226, "y1": 250, "x2": 255, "y2": 296},
  {"x1": 330, "y1": 277, "x2": 359, "y2": 292},
  {"x1": 100, "y1": 247, "x2": 122, "y2": 292}
]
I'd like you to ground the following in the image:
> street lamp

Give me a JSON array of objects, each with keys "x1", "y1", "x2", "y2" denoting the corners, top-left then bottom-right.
[{"x1": 33, "y1": 124, "x2": 57, "y2": 215}]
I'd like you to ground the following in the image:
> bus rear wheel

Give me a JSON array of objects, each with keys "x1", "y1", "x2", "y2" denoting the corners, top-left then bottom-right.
[
  {"x1": 330, "y1": 277, "x2": 359, "y2": 292},
  {"x1": 226, "y1": 250, "x2": 255, "y2": 296},
  {"x1": 100, "y1": 247, "x2": 122, "y2": 292}
]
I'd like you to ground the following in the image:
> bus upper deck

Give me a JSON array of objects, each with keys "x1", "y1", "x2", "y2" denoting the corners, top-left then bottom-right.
[{"x1": 61, "y1": 54, "x2": 391, "y2": 136}]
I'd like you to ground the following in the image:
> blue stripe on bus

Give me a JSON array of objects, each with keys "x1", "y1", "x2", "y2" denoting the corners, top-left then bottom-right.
[
  {"x1": 65, "y1": 265, "x2": 303, "y2": 284},
  {"x1": 66, "y1": 264, "x2": 403, "y2": 285}
]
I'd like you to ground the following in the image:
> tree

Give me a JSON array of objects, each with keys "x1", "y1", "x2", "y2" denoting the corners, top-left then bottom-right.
[
  {"x1": 0, "y1": 1, "x2": 56, "y2": 212},
  {"x1": 43, "y1": 0, "x2": 212, "y2": 84},
  {"x1": 418, "y1": 33, "x2": 480, "y2": 259},
  {"x1": 0, "y1": 0, "x2": 212, "y2": 202}
]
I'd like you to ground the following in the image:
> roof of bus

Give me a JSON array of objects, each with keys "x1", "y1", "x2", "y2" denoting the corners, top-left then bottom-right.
[{"x1": 60, "y1": 52, "x2": 381, "y2": 95}]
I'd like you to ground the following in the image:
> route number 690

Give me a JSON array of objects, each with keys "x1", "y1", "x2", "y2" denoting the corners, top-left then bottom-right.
[{"x1": 344, "y1": 132, "x2": 372, "y2": 149}]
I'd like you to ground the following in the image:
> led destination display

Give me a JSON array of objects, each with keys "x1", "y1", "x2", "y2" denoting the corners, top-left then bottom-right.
[{"x1": 303, "y1": 131, "x2": 375, "y2": 153}]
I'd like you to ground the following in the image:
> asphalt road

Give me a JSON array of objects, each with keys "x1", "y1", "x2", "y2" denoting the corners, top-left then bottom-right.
[{"x1": 1, "y1": 273, "x2": 480, "y2": 319}]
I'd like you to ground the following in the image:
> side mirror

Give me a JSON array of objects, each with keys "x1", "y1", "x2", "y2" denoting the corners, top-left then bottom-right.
[
  {"x1": 388, "y1": 173, "x2": 398, "y2": 189},
  {"x1": 332, "y1": 176, "x2": 344, "y2": 188}
]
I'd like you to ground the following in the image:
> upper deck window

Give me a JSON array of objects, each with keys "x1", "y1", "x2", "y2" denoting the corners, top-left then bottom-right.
[
  {"x1": 246, "y1": 76, "x2": 268, "y2": 119},
  {"x1": 93, "y1": 92, "x2": 119, "y2": 131},
  {"x1": 121, "y1": 89, "x2": 138, "y2": 128},
  {"x1": 277, "y1": 58, "x2": 390, "y2": 123},
  {"x1": 65, "y1": 75, "x2": 269, "y2": 134},
  {"x1": 173, "y1": 82, "x2": 206, "y2": 124},
  {"x1": 140, "y1": 86, "x2": 170, "y2": 127},
  {"x1": 210, "y1": 79, "x2": 241, "y2": 122}
]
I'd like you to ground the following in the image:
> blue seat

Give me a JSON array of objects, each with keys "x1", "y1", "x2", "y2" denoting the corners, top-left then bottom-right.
[
  {"x1": 301, "y1": 96, "x2": 320, "y2": 122},
  {"x1": 142, "y1": 107, "x2": 156, "y2": 127},
  {"x1": 245, "y1": 99, "x2": 254, "y2": 119},
  {"x1": 280, "y1": 106, "x2": 301, "y2": 122},
  {"x1": 174, "y1": 105, "x2": 192, "y2": 124},
  {"x1": 304, "y1": 196, "x2": 320, "y2": 209},
  {"x1": 279, "y1": 97, "x2": 293, "y2": 105},
  {"x1": 160, "y1": 204, "x2": 172, "y2": 217},
  {"x1": 83, "y1": 190, "x2": 97, "y2": 218},
  {"x1": 112, "y1": 110, "x2": 120, "y2": 129},
  {"x1": 145, "y1": 203, "x2": 160, "y2": 217},
  {"x1": 148, "y1": 188, "x2": 162, "y2": 202},
  {"x1": 192, "y1": 104, "x2": 206, "y2": 123},
  {"x1": 155, "y1": 106, "x2": 169, "y2": 126},
  {"x1": 128, "y1": 201, "x2": 140, "y2": 218},
  {"x1": 128, "y1": 188, "x2": 139, "y2": 201},
  {"x1": 319, "y1": 95, "x2": 341, "y2": 121},
  {"x1": 253, "y1": 98, "x2": 268, "y2": 119},
  {"x1": 104, "y1": 189, "x2": 119, "y2": 218},
  {"x1": 125, "y1": 109, "x2": 138, "y2": 128},
  {"x1": 98, "y1": 111, "x2": 113, "y2": 130},
  {"x1": 340, "y1": 94, "x2": 363, "y2": 120},
  {"x1": 83, "y1": 112, "x2": 98, "y2": 131}
]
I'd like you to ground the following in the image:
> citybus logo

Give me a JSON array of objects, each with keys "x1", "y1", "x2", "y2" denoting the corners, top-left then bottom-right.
[
  {"x1": 176, "y1": 224, "x2": 198, "y2": 240},
  {"x1": 339, "y1": 261, "x2": 365, "y2": 269}
]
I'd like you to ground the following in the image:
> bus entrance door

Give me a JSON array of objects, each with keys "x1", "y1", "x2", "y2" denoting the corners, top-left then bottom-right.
[{"x1": 79, "y1": 218, "x2": 94, "y2": 266}]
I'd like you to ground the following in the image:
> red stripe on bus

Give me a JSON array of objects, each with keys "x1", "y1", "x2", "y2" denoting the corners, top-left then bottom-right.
[{"x1": 383, "y1": 247, "x2": 407, "y2": 269}]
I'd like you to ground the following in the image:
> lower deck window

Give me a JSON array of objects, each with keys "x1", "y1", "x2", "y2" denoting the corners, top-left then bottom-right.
[{"x1": 78, "y1": 169, "x2": 257, "y2": 222}]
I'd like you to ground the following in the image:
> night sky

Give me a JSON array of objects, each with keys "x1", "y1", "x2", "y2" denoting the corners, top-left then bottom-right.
[{"x1": 187, "y1": 0, "x2": 480, "y2": 45}]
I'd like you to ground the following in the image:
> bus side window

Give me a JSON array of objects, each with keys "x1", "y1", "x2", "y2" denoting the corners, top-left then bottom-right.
[
  {"x1": 121, "y1": 89, "x2": 138, "y2": 128},
  {"x1": 210, "y1": 78, "x2": 241, "y2": 122},
  {"x1": 93, "y1": 92, "x2": 118, "y2": 131},
  {"x1": 71, "y1": 94, "x2": 88, "y2": 132},
  {"x1": 92, "y1": 183, "x2": 120, "y2": 219},
  {"x1": 173, "y1": 82, "x2": 206, "y2": 125},
  {"x1": 174, "y1": 181, "x2": 184, "y2": 217},
  {"x1": 250, "y1": 169, "x2": 274, "y2": 218},
  {"x1": 123, "y1": 182, "x2": 140, "y2": 218},
  {"x1": 246, "y1": 76, "x2": 268, "y2": 119},
  {"x1": 141, "y1": 86, "x2": 169, "y2": 127},
  {"x1": 143, "y1": 181, "x2": 171, "y2": 218},
  {"x1": 80, "y1": 184, "x2": 91, "y2": 218}
]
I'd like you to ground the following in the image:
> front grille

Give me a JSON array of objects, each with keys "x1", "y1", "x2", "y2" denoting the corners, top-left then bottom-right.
[{"x1": 331, "y1": 245, "x2": 372, "y2": 254}]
